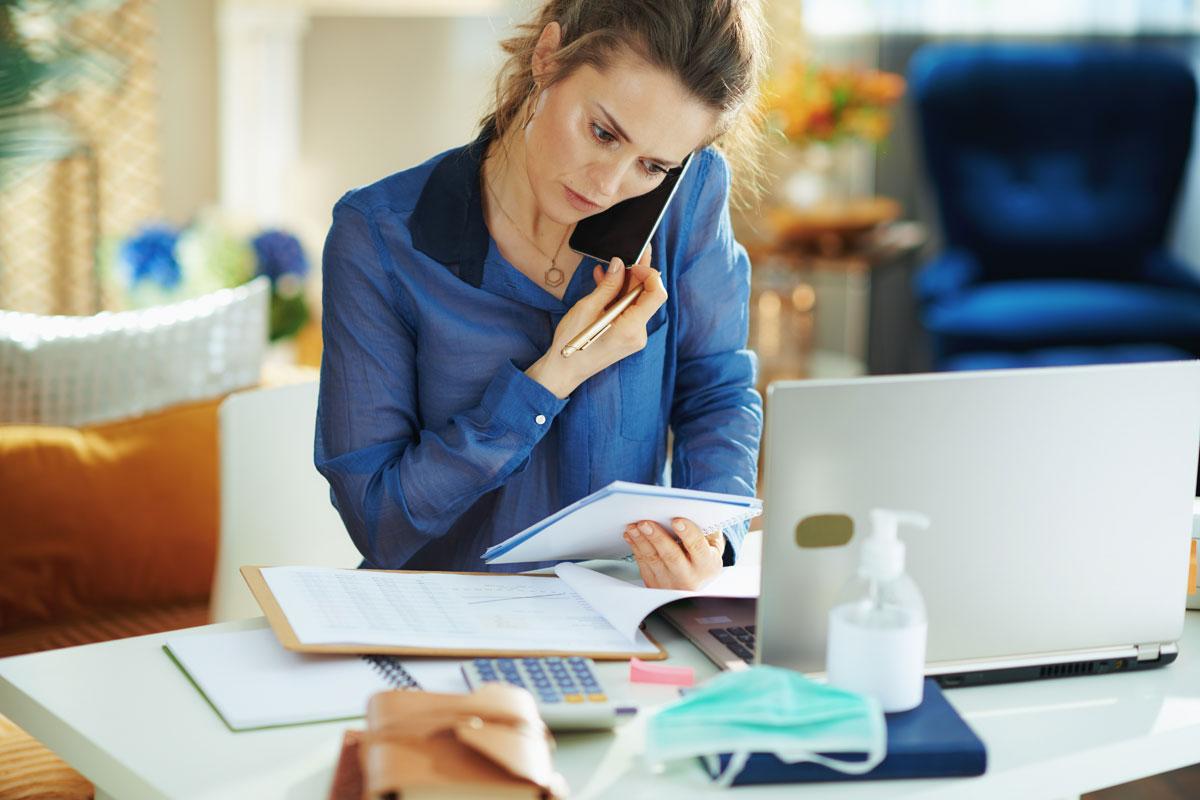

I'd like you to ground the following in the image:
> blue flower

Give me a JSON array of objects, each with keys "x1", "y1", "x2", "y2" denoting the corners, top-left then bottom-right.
[
  {"x1": 251, "y1": 229, "x2": 309, "y2": 283},
  {"x1": 119, "y1": 224, "x2": 182, "y2": 290}
]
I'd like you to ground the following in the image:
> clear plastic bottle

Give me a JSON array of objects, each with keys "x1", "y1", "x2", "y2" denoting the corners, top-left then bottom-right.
[{"x1": 826, "y1": 509, "x2": 930, "y2": 712}]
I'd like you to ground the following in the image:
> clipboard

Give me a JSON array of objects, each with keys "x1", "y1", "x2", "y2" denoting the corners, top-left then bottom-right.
[{"x1": 240, "y1": 565, "x2": 667, "y2": 661}]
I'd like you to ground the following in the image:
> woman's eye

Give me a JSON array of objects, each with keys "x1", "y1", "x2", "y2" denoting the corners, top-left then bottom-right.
[
  {"x1": 591, "y1": 123, "x2": 616, "y2": 144},
  {"x1": 591, "y1": 122, "x2": 665, "y2": 179}
]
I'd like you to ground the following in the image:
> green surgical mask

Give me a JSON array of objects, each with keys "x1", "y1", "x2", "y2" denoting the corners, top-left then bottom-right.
[{"x1": 645, "y1": 665, "x2": 887, "y2": 786}]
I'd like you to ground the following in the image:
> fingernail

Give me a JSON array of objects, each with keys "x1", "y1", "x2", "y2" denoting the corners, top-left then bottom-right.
[
  {"x1": 608, "y1": 257, "x2": 623, "y2": 274},
  {"x1": 628, "y1": 525, "x2": 640, "y2": 539},
  {"x1": 639, "y1": 522, "x2": 653, "y2": 536},
  {"x1": 672, "y1": 519, "x2": 686, "y2": 532}
]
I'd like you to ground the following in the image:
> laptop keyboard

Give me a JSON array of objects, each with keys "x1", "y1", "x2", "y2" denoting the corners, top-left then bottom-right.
[{"x1": 710, "y1": 625, "x2": 756, "y2": 663}]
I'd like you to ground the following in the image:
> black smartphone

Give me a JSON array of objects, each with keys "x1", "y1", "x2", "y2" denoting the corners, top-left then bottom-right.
[{"x1": 568, "y1": 151, "x2": 695, "y2": 267}]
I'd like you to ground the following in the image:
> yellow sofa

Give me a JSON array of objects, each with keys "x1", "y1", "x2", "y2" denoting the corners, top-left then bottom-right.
[{"x1": 0, "y1": 329, "x2": 322, "y2": 799}]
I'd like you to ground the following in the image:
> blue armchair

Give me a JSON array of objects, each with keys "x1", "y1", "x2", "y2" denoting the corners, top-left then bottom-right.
[{"x1": 909, "y1": 44, "x2": 1200, "y2": 370}]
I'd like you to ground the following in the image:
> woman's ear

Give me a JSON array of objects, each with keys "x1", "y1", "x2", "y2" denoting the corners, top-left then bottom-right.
[{"x1": 531, "y1": 21, "x2": 562, "y2": 83}]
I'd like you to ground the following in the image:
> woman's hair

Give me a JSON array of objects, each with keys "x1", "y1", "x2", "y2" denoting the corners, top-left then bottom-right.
[{"x1": 480, "y1": 0, "x2": 770, "y2": 210}]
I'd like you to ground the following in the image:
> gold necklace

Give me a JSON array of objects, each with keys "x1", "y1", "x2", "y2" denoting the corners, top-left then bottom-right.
[{"x1": 482, "y1": 170, "x2": 571, "y2": 289}]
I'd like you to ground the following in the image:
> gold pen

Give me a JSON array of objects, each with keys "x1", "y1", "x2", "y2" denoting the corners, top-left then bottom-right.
[{"x1": 561, "y1": 283, "x2": 644, "y2": 357}]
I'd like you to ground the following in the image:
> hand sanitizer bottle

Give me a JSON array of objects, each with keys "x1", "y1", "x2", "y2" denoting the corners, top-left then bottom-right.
[{"x1": 826, "y1": 509, "x2": 930, "y2": 712}]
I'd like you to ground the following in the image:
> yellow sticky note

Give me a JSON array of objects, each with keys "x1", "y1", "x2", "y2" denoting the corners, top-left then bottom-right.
[{"x1": 1189, "y1": 539, "x2": 1197, "y2": 596}]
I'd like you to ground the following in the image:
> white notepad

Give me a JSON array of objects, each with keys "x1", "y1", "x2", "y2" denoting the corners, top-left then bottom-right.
[
  {"x1": 164, "y1": 627, "x2": 466, "y2": 731},
  {"x1": 484, "y1": 481, "x2": 762, "y2": 565}
]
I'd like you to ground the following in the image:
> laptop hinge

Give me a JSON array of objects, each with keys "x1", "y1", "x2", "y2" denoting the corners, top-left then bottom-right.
[{"x1": 1136, "y1": 643, "x2": 1162, "y2": 662}]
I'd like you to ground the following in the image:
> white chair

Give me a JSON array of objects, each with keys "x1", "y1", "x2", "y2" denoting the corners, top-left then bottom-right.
[{"x1": 210, "y1": 379, "x2": 362, "y2": 622}]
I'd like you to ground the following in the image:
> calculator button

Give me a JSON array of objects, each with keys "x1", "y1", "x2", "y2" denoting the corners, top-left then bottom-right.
[
  {"x1": 563, "y1": 694, "x2": 583, "y2": 703},
  {"x1": 587, "y1": 693, "x2": 607, "y2": 702}
]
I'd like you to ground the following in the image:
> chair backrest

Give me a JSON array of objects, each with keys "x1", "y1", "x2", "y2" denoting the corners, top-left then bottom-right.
[
  {"x1": 910, "y1": 44, "x2": 1197, "y2": 281},
  {"x1": 211, "y1": 379, "x2": 362, "y2": 622}
]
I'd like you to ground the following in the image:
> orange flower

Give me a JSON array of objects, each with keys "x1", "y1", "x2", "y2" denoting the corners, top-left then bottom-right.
[{"x1": 762, "y1": 61, "x2": 906, "y2": 145}]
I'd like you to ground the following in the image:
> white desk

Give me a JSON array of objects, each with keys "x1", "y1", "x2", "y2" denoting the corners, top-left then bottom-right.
[{"x1": 3, "y1": 612, "x2": 1200, "y2": 800}]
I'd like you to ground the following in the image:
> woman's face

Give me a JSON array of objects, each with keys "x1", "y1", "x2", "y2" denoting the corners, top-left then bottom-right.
[{"x1": 523, "y1": 43, "x2": 720, "y2": 225}]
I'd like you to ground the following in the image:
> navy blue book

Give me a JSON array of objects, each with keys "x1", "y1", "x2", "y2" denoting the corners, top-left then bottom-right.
[{"x1": 704, "y1": 679, "x2": 987, "y2": 785}]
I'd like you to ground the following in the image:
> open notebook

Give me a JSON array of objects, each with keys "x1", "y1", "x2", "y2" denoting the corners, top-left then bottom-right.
[
  {"x1": 243, "y1": 532, "x2": 762, "y2": 659},
  {"x1": 164, "y1": 627, "x2": 467, "y2": 731},
  {"x1": 483, "y1": 481, "x2": 762, "y2": 565}
]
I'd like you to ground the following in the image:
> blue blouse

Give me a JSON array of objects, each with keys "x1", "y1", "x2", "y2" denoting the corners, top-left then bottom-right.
[{"x1": 315, "y1": 125, "x2": 762, "y2": 572}]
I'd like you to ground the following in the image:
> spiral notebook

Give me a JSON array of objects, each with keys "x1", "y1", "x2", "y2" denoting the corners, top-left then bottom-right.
[
  {"x1": 164, "y1": 627, "x2": 466, "y2": 731},
  {"x1": 484, "y1": 481, "x2": 763, "y2": 565}
]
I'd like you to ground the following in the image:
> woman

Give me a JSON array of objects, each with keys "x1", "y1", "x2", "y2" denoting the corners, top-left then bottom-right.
[{"x1": 316, "y1": 0, "x2": 767, "y2": 590}]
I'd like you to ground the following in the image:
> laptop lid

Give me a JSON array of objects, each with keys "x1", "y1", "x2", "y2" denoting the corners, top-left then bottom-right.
[{"x1": 758, "y1": 361, "x2": 1200, "y2": 678}]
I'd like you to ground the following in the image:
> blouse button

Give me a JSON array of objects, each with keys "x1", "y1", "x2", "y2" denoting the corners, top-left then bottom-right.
[{"x1": 535, "y1": 414, "x2": 547, "y2": 426}]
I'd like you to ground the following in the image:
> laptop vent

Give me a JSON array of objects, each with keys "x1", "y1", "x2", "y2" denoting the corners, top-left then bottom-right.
[{"x1": 1039, "y1": 661, "x2": 1097, "y2": 679}]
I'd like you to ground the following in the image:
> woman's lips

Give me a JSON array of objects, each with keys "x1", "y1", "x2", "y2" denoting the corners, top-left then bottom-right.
[{"x1": 564, "y1": 184, "x2": 600, "y2": 212}]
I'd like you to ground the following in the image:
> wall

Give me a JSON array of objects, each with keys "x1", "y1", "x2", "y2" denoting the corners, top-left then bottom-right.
[
  {"x1": 295, "y1": 14, "x2": 506, "y2": 249},
  {"x1": 157, "y1": 0, "x2": 219, "y2": 224}
]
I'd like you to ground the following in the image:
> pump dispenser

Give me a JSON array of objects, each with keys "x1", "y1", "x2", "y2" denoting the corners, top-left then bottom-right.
[{"x1": 826, "y1": 509, "x2": 930, "y2": 712}]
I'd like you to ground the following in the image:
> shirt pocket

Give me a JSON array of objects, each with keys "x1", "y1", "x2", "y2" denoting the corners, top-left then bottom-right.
[{"x1": 619, "y1": 320, "x2": 669, "y2": 442}]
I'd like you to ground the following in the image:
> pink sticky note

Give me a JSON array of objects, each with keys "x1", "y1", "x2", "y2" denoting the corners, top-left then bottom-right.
[{"x1": 630, "y1": 657, "x2": 695, "y2": 687}]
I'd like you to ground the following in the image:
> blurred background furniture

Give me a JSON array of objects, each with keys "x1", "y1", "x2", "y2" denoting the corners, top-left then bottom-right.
[
  {"x1": 211, "y1": 380, "x2": 362, "y2": 622},
  {"x1": 0, "y1": 279, "x2": 268, "y2": 427},
  {"x1": 910, "y1": 44, "x2": 1200, "y2": 371},
  {"x1": 745, "y1": 210, "x2": 927, "y2": 388}
]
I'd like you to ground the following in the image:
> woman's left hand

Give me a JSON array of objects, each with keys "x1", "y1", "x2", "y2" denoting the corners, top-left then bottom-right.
[{"x1": 623, "y1": 518, "x2": 725, "y2": 590}]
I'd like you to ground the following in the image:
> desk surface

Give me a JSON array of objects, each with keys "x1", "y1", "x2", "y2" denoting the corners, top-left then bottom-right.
[{"x1": 2, "y1": 611, "x2": 1200, "y2": 800}]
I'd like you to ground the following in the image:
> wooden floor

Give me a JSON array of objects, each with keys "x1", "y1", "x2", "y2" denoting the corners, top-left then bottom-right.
[{"x1": 1085, "y1": 763, "x2": 1200, "y2": 800}]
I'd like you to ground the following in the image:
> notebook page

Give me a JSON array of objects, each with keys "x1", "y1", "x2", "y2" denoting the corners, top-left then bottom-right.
[
  {"x1": 165, "y1": 627, "x2": 393, "y2": 729},
  {"x1": 486, "y1": 482, "x2": 762, "y2": 565},
  {"x1": 554, "y1": 531, "x2": 762, "y2": 642},
  {"x1": 260, "y1": 567, "x2": 658, "y2": 654}
]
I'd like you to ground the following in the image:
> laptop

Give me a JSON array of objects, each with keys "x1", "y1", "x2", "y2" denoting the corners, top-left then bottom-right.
[{"x1": 661, "y1": 361, "x2": 1200, "y2": 686}]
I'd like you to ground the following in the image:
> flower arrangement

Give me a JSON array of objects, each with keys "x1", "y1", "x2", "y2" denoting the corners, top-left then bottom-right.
[
  {"x1": 100, "y1": 211, "x2": 311, "y2": 341},
  {"x1": 761, "y1": 62, "x2": 907, "y2": 146}
]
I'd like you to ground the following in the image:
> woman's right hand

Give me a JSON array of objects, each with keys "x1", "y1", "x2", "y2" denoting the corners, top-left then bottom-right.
[{"x1": 525, "y1": 243, "x2": 667, "y2": 399}]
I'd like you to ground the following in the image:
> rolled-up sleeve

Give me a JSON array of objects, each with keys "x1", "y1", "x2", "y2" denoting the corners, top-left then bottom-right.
[
  {"x1": 669, "y1": 150, "x2": 764, "y2": 560},
  {"x1": 315, "y1": 197, "x2": 568, "y2": 567}
]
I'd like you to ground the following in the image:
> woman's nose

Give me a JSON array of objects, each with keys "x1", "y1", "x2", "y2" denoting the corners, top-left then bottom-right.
[{"x1": 589, "y1": 158, "x2": 628, "y2": 200}]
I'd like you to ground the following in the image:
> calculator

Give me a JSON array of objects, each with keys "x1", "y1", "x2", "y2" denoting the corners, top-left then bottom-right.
[{"x1": 460, "y1": 657, "x2": 622, "y2": 731}]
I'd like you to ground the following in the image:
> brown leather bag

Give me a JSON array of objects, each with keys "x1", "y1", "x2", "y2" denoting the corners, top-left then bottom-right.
[{"x1": 329, "y1": 685, "x2": 569, "y2": 799}]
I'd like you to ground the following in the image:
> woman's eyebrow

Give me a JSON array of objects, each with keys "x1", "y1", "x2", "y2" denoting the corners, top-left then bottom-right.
[{"x1": 595, "y1": 102, "x2": 682, "y2": 169}]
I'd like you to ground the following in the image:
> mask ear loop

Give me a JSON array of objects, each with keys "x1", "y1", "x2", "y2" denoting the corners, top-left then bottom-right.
[
  {"x1": 770, "y1": 705, "x2": 889, "y2": 777},
  {"x1": 575, "y1": 712, "x2": 648, "y2": 800},
  {"x1": 708, "y1": 701, "x2": 888, "y2": 786},
  {"x1": 707, "y1": 750, "x2": 753, "y2": 788}
]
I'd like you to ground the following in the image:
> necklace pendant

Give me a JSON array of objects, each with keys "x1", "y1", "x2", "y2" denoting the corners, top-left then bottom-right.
[{"x1": 544, "y1": 266, "x2": 565, "y2": 288}]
